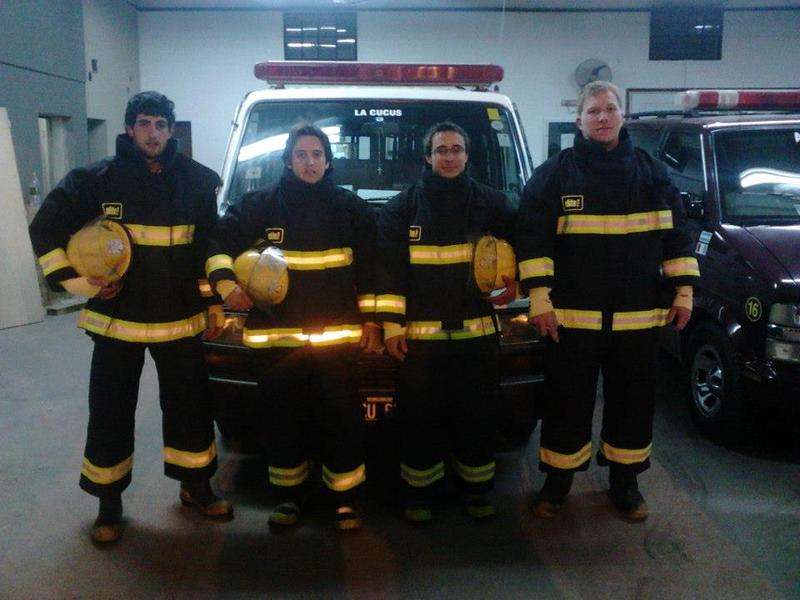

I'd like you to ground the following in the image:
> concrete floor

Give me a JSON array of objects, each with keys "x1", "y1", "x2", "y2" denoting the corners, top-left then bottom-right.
[{"x1": 1, "y1": 313, "x2": 798, "y2": 600}]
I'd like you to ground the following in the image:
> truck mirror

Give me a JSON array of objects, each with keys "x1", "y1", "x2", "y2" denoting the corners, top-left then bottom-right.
[{"x1": 680, "y1": 191, "x2": 705, "y2": 219}]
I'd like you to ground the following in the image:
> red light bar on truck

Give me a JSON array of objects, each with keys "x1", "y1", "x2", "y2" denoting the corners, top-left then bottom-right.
[
  {"x1": 679, "y1": 89, "x2": 800, "y2": 111},
  {"x1": 255, "y1": 61, "x2": 504, "y2": 87}
]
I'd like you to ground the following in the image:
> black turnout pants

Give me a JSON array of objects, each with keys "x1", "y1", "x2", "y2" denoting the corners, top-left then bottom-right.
[
  {"x1": 539, "y1": 327, "x2": 658, "y2": 476},
  {"x1": 80, "y1": 334, "x2": 217, "y2": 497}
]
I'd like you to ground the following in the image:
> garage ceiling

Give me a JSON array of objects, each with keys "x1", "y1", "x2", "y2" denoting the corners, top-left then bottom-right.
[{"x1": 130, "y1": 0, "x2": 800, "y2": 11}]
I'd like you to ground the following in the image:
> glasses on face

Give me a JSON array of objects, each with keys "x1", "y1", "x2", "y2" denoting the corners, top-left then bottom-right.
[{"x1": 432, "y1": 145, "x2": 466, "y2": 158}]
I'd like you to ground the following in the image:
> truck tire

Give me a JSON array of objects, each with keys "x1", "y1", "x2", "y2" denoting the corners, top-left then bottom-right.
[{"x1": 685, "y1": 322, "x2": 746, "y2": 439}]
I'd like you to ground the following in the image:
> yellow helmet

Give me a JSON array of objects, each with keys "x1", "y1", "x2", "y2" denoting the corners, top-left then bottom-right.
[
  {"x1": 66, "y1": 219, "x2": 132, "y2": 282},
  {"x1": 233, "y1": 245, "x2": 289, "y2": 308},
  {"x1": 472, "y1": 235, "x2": 516, "y2": 294}
]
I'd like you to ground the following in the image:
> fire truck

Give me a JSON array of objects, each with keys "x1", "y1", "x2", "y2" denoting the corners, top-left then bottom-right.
[
  {"x1": 627, "y1": 89, "x2": 800, "y2": 438},
  {"x1": 203, "y1": 61, "x2": 544, "y2": 450}
]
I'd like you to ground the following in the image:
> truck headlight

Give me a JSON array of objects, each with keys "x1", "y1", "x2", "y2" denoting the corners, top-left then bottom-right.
[{"x1": 766, "y1": 304, "x2": 800, "y2": 363}]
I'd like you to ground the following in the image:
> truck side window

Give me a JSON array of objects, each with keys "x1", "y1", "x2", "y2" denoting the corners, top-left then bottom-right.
[
  {"x1": 628, "y1": 127, "x2": 661, "y2": 157},
  {"x1": 661, "y1": 131, "x2": 705, "y2": 196}
]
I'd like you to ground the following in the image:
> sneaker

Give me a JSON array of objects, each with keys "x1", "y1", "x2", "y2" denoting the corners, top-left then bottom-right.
[
  {"x1": 464, "y1": 494, "x2": 495, "y2": 521},
  {"x1": 334, "y1": 505, "x2": 362, "y2": 532},
  {"x1": 531, "y1": 471, "x2": 573, "y2": 519},
  {"x1": 609, "y1": 485, "x2": 649, "y2": 521},
  {"x1": 404, "y1": 499, "x2": 433, "y2": 524},
  {"x1": 91, "y1": 495, "x2": 122, "y2": 544},
  {"x1": 268, "y1": 501, "x2": 301, "y2": 528},
  {"x1": 179, "y1": 481, "x2": 234, "y2": 519}
]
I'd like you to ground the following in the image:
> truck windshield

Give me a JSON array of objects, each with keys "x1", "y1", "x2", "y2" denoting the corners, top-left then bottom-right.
[
  {"x1": 714, "y1": 127, "x2": 800, "y2": 224},
  {"x1": 227, "y1": 100, "x2": 525, "y2": 209}
]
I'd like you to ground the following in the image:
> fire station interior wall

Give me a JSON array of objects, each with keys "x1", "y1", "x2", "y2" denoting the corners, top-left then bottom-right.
[
  {"x1": 83, "y1": 0, "x2": 141, "y2": 159},
  {"x1": 137, "y1": 8, "x2": 800, "y2": 173}
]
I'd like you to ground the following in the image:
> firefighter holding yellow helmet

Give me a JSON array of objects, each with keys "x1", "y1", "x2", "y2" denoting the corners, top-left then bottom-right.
[
  {"x1": 29, "y1": 91, "x2": 232, "y2": 545},
  {"x1": 375, "y1": 121, "x2": 517, "y2": 524},
  {"x1": 206, "y1": 122, "x2": 380, "y2": 532}
]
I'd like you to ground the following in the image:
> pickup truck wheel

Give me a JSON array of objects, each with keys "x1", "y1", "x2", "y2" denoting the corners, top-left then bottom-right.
[{"x1": 685, "y1": 322, "x2": 746, "y2": 439}]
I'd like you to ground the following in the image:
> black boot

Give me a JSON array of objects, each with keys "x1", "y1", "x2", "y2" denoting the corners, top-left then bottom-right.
[
  {"x1": 608, "y1": 468, "x2": 648, "y2": 521},
  {"x1": 531, "y1": 471, "x2": 574, "y2": 518},
  {"x1": 91, "y1": 494, "x2": 122, "y2": 544},
  {"x1": 179, "y1": 479, "x2": 233, "y2": 519}
]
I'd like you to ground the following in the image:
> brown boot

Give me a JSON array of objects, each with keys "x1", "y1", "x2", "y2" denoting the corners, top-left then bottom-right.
[
  {"x1": 531, "y1": 471, "x2": 573, "y2": 518},
  {"x1": 91, "y1": 495, "x2": 122, "y2": 544},
  {"x1": 179, "y1": 480, "x2": 233, "y2": 519}
]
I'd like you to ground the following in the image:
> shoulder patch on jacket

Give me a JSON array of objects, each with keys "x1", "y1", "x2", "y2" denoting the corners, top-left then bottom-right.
[
  {"x1": 409, "y1": 226, "x2": 422, "y2": 242},
  {"x1": 102, "y1": 203, "x2": 123, "y2": 219},
  {"x1": 266, "y1": 228, "x2": 284, "y2": 244},
  {"x1": 561, "y1": 195, "x2": 584, "y2": 212}
]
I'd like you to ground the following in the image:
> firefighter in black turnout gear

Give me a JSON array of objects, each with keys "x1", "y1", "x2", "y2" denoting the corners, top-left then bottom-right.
[
  {"x1": 206, "y1": 123, "x2": 380, "y2": 532},
  {"x1": 28, "y1": 91, "x2": 233, "y2": 545},
  {"x1": 375, "y1": 121, "x2": 517, "y2": 523},
  {"x1": 517, "y1": 82, "x2": 699, "y2": 521}
]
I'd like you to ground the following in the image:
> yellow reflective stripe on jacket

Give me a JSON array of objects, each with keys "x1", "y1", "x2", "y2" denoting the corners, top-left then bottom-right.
[
  {"x1": 283, "y1": 247, "x2": 353, "y2": 270},
  {"x1": 600, "y1": 441, "x2": 652, "y2": 465},
  {"x1": 612, "y1": 309, "x2": 669, "y2": 331},
  {"x1": 662, "y1": 256, "x2": 700, "y2": 278},
  {"x1": 163, "y1": 442, "x2": 217, "y2": 469},
  {"x1": 206, "y1": 254, "x2": 234, "y2": 277},
  {"x1": 556, "y1": 210, "x2": 673, "y2": 235},
  {"x1": 126, "y1": 224, "x2": 195, "y2": 246},
  {"x1": 322, "y1": 464, "x2": 366, "y2": 492},
  {"x1": 198, "y1": 278, "x2": 214, "y2": 297},
  {"x1": 406, "y1": 315, "x2": 496, "y2": 340},
  {"x1": 519, "y1": 257, "x2": 554, "y2": 279},
  {"x1": 409, "y1": 243, "x2": 472, "y2": 265},
  {"x1": 243, "y1": 324, "x2": 362, "y2": 348},
  {"x1": 358, "y1": 294, "x2": 376, "y2": 313},
  {"x1": 554, "y1": 309, "x2": 603, "y2": 331},
  {"x1": 401, "y1": 461, "x2": 445, "y2": 488},
  {"x1": 269, "y1": 461, "x2": 311, "y2": 487},
  {"x1": 39, "y1": 248, "x2": 71, "y2": 276},
  {"x1": 452, "y1": 459, "x2": 496, "y2": 484},
  {"x1": 81, "y1": 455, "x2": 133, "y2": 485},
  {"x1": 376, "y1": 294, "x2": 406, "y2": 315},
  {"x1": 78, "y1": 309, "x2": 206, "y2": 343},
  {"x1": 540, "y1": 442, "x2": 592, "y2": 470}
]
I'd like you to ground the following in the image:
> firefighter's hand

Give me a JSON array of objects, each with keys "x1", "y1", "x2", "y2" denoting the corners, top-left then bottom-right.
[
  {"x1": 204, "y1": 305, "x2": 224, "y2": 340},
  {"x1": 224, "y1": 285, "x2": 253, "y2": 311},
  {"x1": 385, "y1": 334, "x2": 408, "y2": 361},
  {"x1": 487, "y1": 276, "x2": 517, "y2": 306},
  {"x1": 87, "y1": 277, "x2": 123, "y2": 300},
  {"x1": 532, "y1": 310, "x2": 560, "y2": 343},
  {"x1": 667, "y1": 306, "x2": 691, "y2": 331},
  {"x1": 360, "y1": 322, "x2": 383, "y2": 353}
]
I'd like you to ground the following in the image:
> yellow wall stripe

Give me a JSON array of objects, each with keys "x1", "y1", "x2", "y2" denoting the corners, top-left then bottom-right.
[
  {"x1": 81, "y1": 455, "x2": 134, "y2": 485},
  {"x1": 409, "y1": 243, "x2": 472, "y2": 265},
  {"x1": 557, "y1": 210, "x2": 673, "y2": 235},
  {"x1": 540, "y1": 441, "x2": 592, "y2": 470},
  {"x1": 163, "y1": 442, "x2": 217, "y2": 469},
  {"x1": 519, "y1": 257, "x2": 554, "y2": 279},
  {"x1": 78, "y1": 309, "x2": 206, "y2": 343}
]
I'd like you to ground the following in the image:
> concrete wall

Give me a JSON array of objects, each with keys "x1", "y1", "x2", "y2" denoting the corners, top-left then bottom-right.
[
  {"x1": 0, "y1": 0, "x2": 87, "y2": 200},
  {"x1": 138, "y1": 8, "x2": 800, "y2": 172},
  {"x1": 83, "y1": 0, "x2": 140, "y2": 159}
]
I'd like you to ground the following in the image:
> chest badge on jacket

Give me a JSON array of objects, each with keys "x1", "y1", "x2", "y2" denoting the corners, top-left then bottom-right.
[
  {"x1": 266, "y1": 228, "x2": 284, "y2": 244},
  {"x1": 561, "y1": 195, "x2": 584, "y2": 212},
  {"x1": 102, "y1": 203, "x2": 123, "y2": 219},
  {"x1": 409, "y1": 225, "x2": 422, "y2": 242}
]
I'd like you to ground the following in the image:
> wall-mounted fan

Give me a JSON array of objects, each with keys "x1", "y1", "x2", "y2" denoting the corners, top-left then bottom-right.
[{"x1": 575, "y1": 59, "x2": 612, "y2": 87}]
